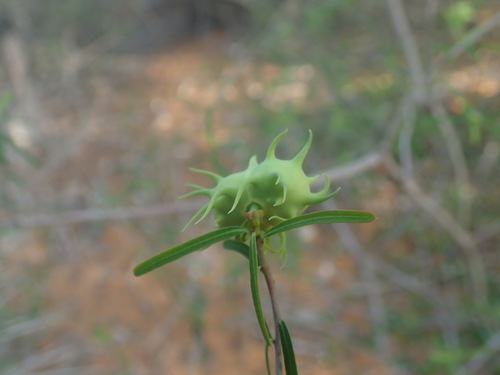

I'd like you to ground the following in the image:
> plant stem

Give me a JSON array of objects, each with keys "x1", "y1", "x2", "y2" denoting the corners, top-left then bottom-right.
[{"x1": 256, "y1": 235, "x2": 283, "y2": 375}]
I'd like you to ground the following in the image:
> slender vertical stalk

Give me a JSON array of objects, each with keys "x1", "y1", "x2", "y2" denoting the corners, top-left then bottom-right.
[
  {"x1": 256, "y1": 235, "x2": 283, "y2": 375},
  {"x1": 249, "y1": 233, "x2": 273, "y2": 346}
]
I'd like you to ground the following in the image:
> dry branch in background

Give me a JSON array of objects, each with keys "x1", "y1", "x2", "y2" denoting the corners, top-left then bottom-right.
[
  {"x1": 386, "y1": 0, "x2": 427, "y2": 104},
  {"x1": 1, "y1": 152, "x2": 383, "y2": 230},
  {"x1": 2, "y1": 31, "x2": 45, "y2": 140},
  {"x1": 455, "y1": 330, "x2": 500, "y2": 375},
  {"x1": 317, "y1": 151, "x2": 383, "y2": 184},
  {"x1": 385, "y1": 0, "x2": 489, "y2": 307},
  {"x1": 381, "y1": 153, "x2": 487, "y2": 305},
  {"x1": 0, "y1": 199, "x2": 205, "y2": 229},
  {"x1": 430, "y1": 101, "x2": 472, "y2": 226},
  {"x1": 445, "y1": 11, "x2": 500, "y2": 61},
  {"x1": 326, "y1": 200, "x2": 392, "y2": 364}
]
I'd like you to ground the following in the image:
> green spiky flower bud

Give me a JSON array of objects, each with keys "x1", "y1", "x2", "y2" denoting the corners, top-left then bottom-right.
[{"x1": 182, "y1": 129, "x2": 338, "y2": 233}]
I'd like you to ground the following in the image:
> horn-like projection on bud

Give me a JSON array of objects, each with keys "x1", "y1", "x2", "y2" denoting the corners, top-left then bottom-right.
[{"x1": 182, "y1": 129, "x2": 338, "y2": 232}]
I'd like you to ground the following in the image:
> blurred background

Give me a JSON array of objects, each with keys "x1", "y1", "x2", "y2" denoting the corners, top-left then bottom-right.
[{"x1": 1, "y1": 0, "x2": 499, "y2": 374}]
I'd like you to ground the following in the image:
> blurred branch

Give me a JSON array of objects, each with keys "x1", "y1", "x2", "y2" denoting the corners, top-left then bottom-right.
[
  {"x1": 327, "y1": 200, "x2": 392, "y2": 364},
  {"x1": 1, "y1": 199, "x2": 205, "y2": 229},
  {"x1": 0, "y1": 315, "x2": 57, "y2": 343},
  {"x1": 424, "y1": 0, "x2": 439, "y2": 20},
  {"x1": 445, "y1": 11, "x2": 500, "y2": 61},
  {"x1": 381, "y1": 152, "x2": 475, "y2": 259},
  {"x1": 385, "y1": 0, "x2": 488, "y2": 307},
  {"x1": 2, "y1": 30, "x2": 45, "y2": 134},
  {"x1": 477, "y1": 140, "x2": 500, "y2": 178},
  {"x1": 455, "y1": 330, "x2": 500, "y2": 375},
  {"x1": 3, "y1": 150, "x2": 385, "y2": 230},
  {"x1": 322, "y1": 199, "x2": 459, "y2": 357},
  {"x1": 474, "y1": 219, "x2": 500, "y2": 244},
  {"x1": 386, "y1": 0, "x2": 427, "y2": 103},
  {"x1": 143, "y1": 285, "x2": 195, "y2": 353},
  {"x1": 430, "y1": 101, "x2": 472, "y2": 226},
  {"x1": 381, "y1": 153, "x2": 487, "y2": 304},
  {"x1": 338, "y1": 224, "x2": 445, "y2": 303},
  {"x1": 4, "y1": 0, "x2": 32, "y2": 35},
  {"x1": 316, "y1": 151, "x2": 383, "y2": 185},
  {"x1": 397, "y1": 100, "x2": 417, "y2": 178},
  {"x1": 11, "y1": 367, "x2": 104, "y2": 375},
  {"x1": 3, "y1": 347, "x2": 76, "y2": 375},
  {"x1": 60, "y1": 33, "x2": 124, "y2": 95}
]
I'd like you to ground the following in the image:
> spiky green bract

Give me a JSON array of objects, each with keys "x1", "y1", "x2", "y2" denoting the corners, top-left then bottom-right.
[{"x1": 183, "y1": 129, "x2": 338, "y2": 232}]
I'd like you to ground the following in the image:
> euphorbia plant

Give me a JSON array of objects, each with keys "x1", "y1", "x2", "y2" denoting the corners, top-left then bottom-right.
[{"x1": 134, "y1": 129, "x2": 375, "y2": 374}]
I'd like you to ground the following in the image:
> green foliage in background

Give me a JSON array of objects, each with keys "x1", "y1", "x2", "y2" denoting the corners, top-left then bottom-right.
[{"x1": 445, "y1": 1, "x2": 477, "y2": 37}]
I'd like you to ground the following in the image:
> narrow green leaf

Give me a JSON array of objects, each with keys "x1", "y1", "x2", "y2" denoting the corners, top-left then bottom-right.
[
  {"x1": 134, "y1": 226, "x2": 247, "y2": 276},
  {"x1": 265, "y1": 343, "x2": 272, "y2": 375},
  {"x1": 264, "y1": 210, "x2": 375, "y2": 238},
  {"x1": 279, "y1": 319, "x2": 298, "y2": 375},
  {"x1": 223, "y1": 240, "x2": 250, "y2": 260},
  {"x1": 249, "y1": 233, "x2": 273, "y2": 345}
]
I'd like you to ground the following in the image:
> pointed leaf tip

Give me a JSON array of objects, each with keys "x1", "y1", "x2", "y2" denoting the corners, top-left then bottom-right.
[
  {"x1": 279, "y1": 320, "x2": 298, "y2": 375},
  {"x1": 264, "y1": 210, "x2": 375, "y2": 238},
  {"x1": 134, "y1": 226, "x2": 248, "y2": 276}
]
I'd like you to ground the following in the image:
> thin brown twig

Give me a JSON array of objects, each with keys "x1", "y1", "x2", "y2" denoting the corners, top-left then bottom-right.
[
  {"x1": 3, "y1": 151, "x2": 385, "y2": 230},
  {"x1": 430, "y1": 101, "x2": 472, "y2": 227},
  {"x1": 397, "y1": 100, "x2": 417, "y2": 178},
  {"x1": 381, "y1": 94, "x2": 416, "y2": 150},
  {"x1": 0, "y1": 199, "x2": 206, "y2": 229},
  {"x1": 256, "y1": 236, "x2": 283, "y2": 375},
  {"x1": 386, "y1": 0, "x2": 484, "y2": 301},
  {"x1": 386, "y1": 0, "x2": 427, "y2": 104},
  {"x1": 474, "y1": 219, "x2": 500, "y2": 244},
  {"x1": 3, "y1": 346, "x2": 76, "y2": 375},
  {"x1": 445, "y1": 11, "x2": 500, "y2": 61},
  {"x1": 327, "y1": 201, "x2": 392, "y2": 363},
  {"x1": 381, "y1": 152, "x2": 488, "y2": 304},
  {"x1": 314, "y1": 151, "x2": 383, "y2": 185},
  {"x1": 455, "y1": 330, "x2": 500, "y2": 375},
  {"x1": 2, "y1": 31, "x2": 46, "y2": 134},
  {"x1": 321, "y1": 202, "x2": 460, "y2": 348}
]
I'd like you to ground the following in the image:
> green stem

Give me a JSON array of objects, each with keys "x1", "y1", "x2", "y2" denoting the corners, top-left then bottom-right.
[
  {"x1": 265, "y1": 343, "x2": 272, "y2": 375},
  {"x1": 249, "y1": 233, "x2": 273, "y2": 345},
  {"x1": 256, "y1": 235, "x2": 283, "y2": 375}
]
